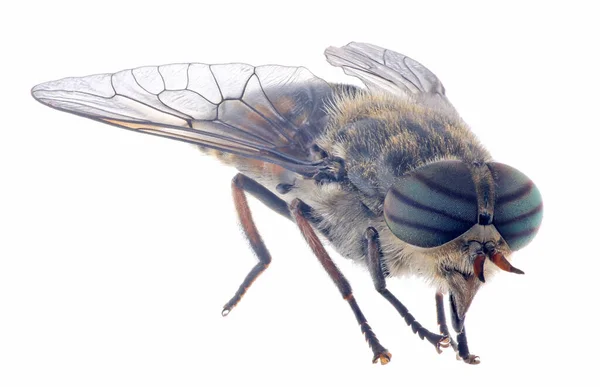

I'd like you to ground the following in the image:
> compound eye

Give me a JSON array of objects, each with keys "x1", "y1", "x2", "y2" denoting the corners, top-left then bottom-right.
[
  {"x1": 384, "y1": 161, "x2": 478, "y2": 248},
  {"x1": 488, "y1": 162, "x2": 543, "y2": 251}
]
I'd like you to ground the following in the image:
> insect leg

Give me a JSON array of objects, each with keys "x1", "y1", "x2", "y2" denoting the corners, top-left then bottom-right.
[
  {"x1": 435, "y1": 292, "x2": 458, "y2": 352},
  {"x1": 435, "y1": 293, "x2": 480, "y2": 364},
  {"x1": 456, "y1": 327, "x2": 480, "y2": 364},
  {"x1": 365, "y1": 227, "x2": 450, "y2": 353},
  {"x1": 290, "y1": 199, "x2": 392, "y2": 365},
  {"x1": 222, "y1": 173, "x2": 290, "y2": 316}
]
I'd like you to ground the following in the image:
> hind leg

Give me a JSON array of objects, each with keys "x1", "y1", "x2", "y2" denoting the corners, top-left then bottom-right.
[{"x1": 221, "y1": 173, "x2": 290, "y2": 316}]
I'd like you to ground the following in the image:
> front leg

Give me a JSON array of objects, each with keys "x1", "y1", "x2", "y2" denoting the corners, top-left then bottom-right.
[
  {"x1": 435, "y1": 293, "x2": 480, "y2": 365},
  {"x1": 365, "y1": 228, "x2": 449, "y2": 353},
  {"x1": 456, "y1": 328, "x2": 480, "y2": 364},
  {"x1": 291, "y1": 200, "x2": 391, "y2": 365}
]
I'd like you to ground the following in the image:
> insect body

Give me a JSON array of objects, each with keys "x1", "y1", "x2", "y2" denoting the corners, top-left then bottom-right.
[{"x1": 31, "y1": 42, "x2": 543, "y2": 365}]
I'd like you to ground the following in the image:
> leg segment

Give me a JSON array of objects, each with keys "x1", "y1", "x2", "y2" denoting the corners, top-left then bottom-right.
[
  {"x1": 435, "y1": 292, "x2": 480, "y2": 364},
  {"x1": 222, "y1": 174, "x2": 290, "y2": 316},
  {"x1": 456, "y1": 328, "x2": 480, "y2": 364},
  {"x1": 365, "y1": 228, "x2": 449, "y2": 353},
  {"x1": 290, "y1": 199, "x2": 391, "y2": 365},
  {"x1": 435, "y1": 292, "x2": 458, "y2": 352}
]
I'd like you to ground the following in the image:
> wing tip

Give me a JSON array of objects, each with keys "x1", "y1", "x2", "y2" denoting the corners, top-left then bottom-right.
[
  {"x1": 31, "y1": 83, "x2": 48, "y2": 104},
  {"x1": 324, "y1": 42, "x2": 377, "y2": 70},
  {"x1": 323, "y1": 45, "x2": 339, "y2": 57},
  {"x1": 324, "y1": 44, "x2": 351, "y2": 67},
  {"x1": 31, "y1": 82, "x2": 42, "y2": 96},
  {"x1": 31, "y1": 80, "x2": 67, "y2": 104}
]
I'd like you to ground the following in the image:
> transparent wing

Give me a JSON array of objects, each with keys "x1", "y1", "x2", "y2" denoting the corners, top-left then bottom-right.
[
  {"x1": 324, "y1": 42, "x2": 455, "y2": 112},
  {"x1": 32, "y1": 63, "x2": 334, "y2": 176}
]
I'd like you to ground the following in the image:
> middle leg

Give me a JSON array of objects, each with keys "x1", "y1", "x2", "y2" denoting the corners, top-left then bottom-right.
[{"x1": 291, "y1": 199, "x2": 391, "y2": 365}]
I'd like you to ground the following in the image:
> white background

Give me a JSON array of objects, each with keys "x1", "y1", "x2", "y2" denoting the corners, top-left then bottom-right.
[{"x1": 1, "y1": 1, "x2": 598, "y2": 386}]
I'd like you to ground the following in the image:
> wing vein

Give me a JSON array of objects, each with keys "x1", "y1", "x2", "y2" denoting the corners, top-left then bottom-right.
[
  {"x1": 155, "y1": 93, "x2": 195, "y2": 120},
  {"x1": 39, "y1": 99, "x2": 144, "y2": 121},
  {"x1": 240, "y1": 100, "x2": 293, "y2": 145},
  {"x1": 116, "y1": 93, "x2": 194, "y2": 121},
  {"x1": 214, "y1": 118, "x2": 279, "y2": 147},
  {"x1": 185, "y1": 63, "x2": 191, "y2": 89},
  {"x1": 239, "y1": 69, "x2": 255, "y2": 99},
  {"x1": 403, "y1": 56, "x2": 424, "y2": 92},
  {"x1": 255, "y1": 75, "x2": 301, "y2": 133},
  {"x1": 209, "y1": 65, "x2": 224, "y2": 101},
  {"x1": 110, "y1": 73, "x2": 117, "y2": 95},
  {"x1": 131, "y1": 69, "x2": 155, "y2": 96},
  {"x1": 157, "y1": 66, "x2": 166, "y2": 90}
]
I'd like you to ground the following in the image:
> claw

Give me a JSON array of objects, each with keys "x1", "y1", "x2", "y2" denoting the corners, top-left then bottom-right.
[
  {"x1": 372, "y1": 351, "x2": 392, "y2": 365},
  {"x1": 435, "y1": 336, "x2": 451, "y2": 354},
  {"x1": 457, "y1": 354, "x2": 480, "y2": 365},
  {"x1": 439, "y1": 335, "x2": 451, "y2": 347},
  {"x1": 439, "y1": 335, "x2": 450, "y2": 348}
]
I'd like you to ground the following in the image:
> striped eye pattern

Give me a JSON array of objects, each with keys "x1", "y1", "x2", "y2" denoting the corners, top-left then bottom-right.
[
  {"x1": 384, "y1": 160, "x2": 543, "y2": 250},
  {"x1": 488, "y1": 162, "x2": 543, "y2": 251},
  {"x1": 383, "y1": 161, "x2": 478, "y2": 248}
]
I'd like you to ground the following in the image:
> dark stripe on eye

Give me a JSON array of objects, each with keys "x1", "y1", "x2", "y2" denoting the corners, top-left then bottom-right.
[
  {"x1": 389, "y1": 188, "x2": 475, "y2": 224},
  {"x1": 413, "y1": 173, "x2": 477, "y2": 202},
  {"x1": 496, "y1": 181, "x2": 533, "y2": 205},
  {"x1": 494, "y1": 204, "x2": 543, "y2": 226},
  {"x1": 500, "y1": 227, "x2": 540, "y2": 239},
  {"x1": 385, "y1": 212, "x2": 463, "y2": 237}
]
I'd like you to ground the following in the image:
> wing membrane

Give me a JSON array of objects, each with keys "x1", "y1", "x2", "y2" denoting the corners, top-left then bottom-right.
[
  {"x1": 325, "y1": 42, "x2": 455, "y2": 112},
  {"x1": 32, "y1": 63, "x2": 333, "y2": 175}
]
